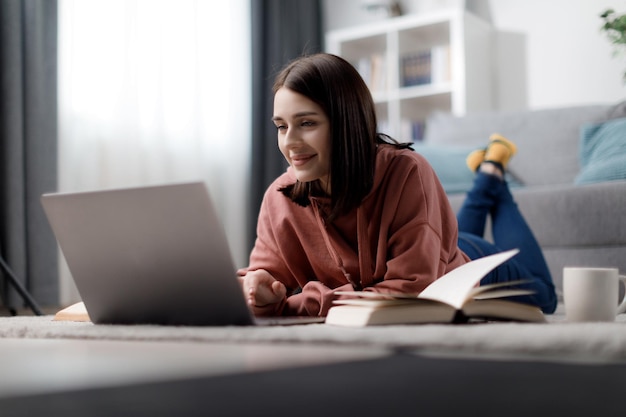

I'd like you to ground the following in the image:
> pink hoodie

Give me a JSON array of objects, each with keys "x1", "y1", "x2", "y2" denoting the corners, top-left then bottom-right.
[{"x1": 240, "y1": 144, "x2": 469, "y2": 316}]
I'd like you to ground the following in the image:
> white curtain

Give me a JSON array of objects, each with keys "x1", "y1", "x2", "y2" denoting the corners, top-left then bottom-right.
[{"x1": 58, "y1": 0, "x2": 251, "y2": 304}]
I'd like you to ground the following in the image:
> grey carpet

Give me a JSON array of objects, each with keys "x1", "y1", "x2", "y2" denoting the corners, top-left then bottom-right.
[{"x1": 2, "y1": 307, "x2": 626, "y2": 363}]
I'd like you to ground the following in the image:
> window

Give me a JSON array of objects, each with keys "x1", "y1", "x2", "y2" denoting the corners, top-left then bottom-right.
[{"x1": 58, "y1": 0, "x2": 250, "y2": 302}]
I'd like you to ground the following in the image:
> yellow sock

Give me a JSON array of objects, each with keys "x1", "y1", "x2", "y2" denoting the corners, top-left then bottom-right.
[
  {"x1": 484, "y1": 133, "x2": 517, "y2": 168},
  {"x1": 466, "y1": 149, "x2": 486, "y2": 172}
]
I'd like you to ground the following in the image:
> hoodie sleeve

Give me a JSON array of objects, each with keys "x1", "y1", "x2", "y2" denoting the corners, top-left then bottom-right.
[
  {"x1": 283, "y1": 281, "x2": 354, "y2": 316},
  {"x1": 237, "y1": 192, "x2": 297, "y2": 316},
  {"x1": 239, "y1": 175, "x2": 331, "y2": 317}
]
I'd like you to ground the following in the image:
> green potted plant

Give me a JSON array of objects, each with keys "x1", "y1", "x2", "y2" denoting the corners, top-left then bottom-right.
[{"x1": 600, "y1": 9, "x2": 626, "y2": 81}]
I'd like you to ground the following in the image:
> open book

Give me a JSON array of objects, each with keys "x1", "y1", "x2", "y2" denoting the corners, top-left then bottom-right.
[
  {"x1": 325, "y1": 249, "x2": 545, "y2": 326},
  {"x1": 54, "y1": 301, "x2": 90, "y2": 322}
]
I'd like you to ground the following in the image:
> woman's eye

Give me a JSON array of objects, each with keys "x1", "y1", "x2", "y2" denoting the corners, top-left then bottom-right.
[
  {"x1": 275, "y1": 124, "x2": 286, "y2": 131},
  {"x1": 301, "y1": 121, "x2": 315, "y2": 127}
]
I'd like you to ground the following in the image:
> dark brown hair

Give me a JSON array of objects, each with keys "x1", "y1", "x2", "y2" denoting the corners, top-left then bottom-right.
[{"x1": 273, "y1": 53, "x2": 410, "y2": 221}]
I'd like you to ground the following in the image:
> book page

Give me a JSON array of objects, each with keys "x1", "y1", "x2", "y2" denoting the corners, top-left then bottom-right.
[
  {"x1": 469, "y1": 279, "x2": 533, "y2": 299},
  {"x1": 418, "y1": 249, "x2": 519, "y2": 309}
]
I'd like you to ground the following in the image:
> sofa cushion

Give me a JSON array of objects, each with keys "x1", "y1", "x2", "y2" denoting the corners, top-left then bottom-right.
[
  {"x1": 413, "y1": 144, "x2": 476, "y2": 194},
  {"x1": 575, "y1": 117, "x2": 626, "y2": 184},
  {"x1": 424, "y1": 101, "x2": 626, "y2": 187}
]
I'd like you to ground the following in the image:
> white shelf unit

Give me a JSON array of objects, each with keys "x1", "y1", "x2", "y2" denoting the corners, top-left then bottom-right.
[{"x1": 325, "y1": 9, "x2": 493, "y2": 142}]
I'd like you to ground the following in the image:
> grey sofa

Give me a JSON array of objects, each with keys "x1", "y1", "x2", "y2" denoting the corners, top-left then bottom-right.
[{"x1": 418, "y1": 101, "x2": 626, "y2": 299}]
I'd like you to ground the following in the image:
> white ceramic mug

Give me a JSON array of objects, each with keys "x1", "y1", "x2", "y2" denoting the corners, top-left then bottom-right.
[{"x1": 563, "y1": 267, "x2": 626, "y2": 322}]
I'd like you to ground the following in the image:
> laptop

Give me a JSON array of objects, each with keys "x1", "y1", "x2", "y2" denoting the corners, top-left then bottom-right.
[{"x1": 41, "y1": 182, "x2": 324, "y2": 326}]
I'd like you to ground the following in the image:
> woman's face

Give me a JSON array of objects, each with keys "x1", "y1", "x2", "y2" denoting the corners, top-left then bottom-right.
[{"x1": 273, "y1": 87, "x2": 331, "y2": 193}]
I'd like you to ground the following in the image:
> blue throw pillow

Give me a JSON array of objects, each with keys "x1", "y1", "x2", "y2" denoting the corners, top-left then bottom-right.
[
  {"x1": 414, "y1": 144, "x2": 475, "y2": 194},
  {"x1": 575, "y1": 117, "x2": 626, "y2": 184},
  {"x1": 414, "y1": 144, "x2": 521, "y2": 194}
]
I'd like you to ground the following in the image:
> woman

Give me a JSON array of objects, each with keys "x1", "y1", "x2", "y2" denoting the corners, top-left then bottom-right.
[{"x1": 239, "y1": 53, "x2": 556, "y2": 317}]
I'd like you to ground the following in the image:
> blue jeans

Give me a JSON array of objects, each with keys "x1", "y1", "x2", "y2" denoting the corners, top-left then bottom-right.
[{"x1": 456, "y1": 172, "x2": 557, "y2": 313}]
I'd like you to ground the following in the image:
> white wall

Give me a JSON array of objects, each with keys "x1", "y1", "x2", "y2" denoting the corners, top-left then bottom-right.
[{"x1": 323, "y1": 0, "x2": 626, "y2": 110}]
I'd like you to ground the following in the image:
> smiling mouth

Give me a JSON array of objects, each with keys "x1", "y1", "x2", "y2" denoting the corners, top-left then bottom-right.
[{"x1": 291, "y1": 154, "x2": 316, "y2": 167}]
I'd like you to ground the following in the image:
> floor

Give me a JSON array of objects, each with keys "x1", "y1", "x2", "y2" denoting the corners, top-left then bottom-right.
[
  {"x1": 0, "y1": 337, "x2": 388, "y2": 399},
  {"x1": 1, "y1": 338, "x2": 626, "y2": 417}
]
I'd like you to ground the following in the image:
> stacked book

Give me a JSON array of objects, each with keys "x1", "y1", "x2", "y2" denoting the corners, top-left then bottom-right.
[
  {"x1": 400, "y1": 45, "x2": 451, "y2": 87},
  {"x1": 400, "y1": 119, "x2": 426, "y2": 142}
]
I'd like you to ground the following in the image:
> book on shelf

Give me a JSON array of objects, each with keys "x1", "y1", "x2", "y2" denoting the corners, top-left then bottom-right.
[
  {"x1": 401, "y1": 49, "x2": 431, "y2": 87},
  {"x1": 325, "y1": 249, "x2": 546, "y2": 327},
  {"x1": 400, "y1": 44, "x2": 451, "y2": 88},
  {"x1": 400, "y1": 119, "x2": 426, "y2": 142},
  {"x1": 430, "y1": 44, "x2": 451, "y2": 84}
]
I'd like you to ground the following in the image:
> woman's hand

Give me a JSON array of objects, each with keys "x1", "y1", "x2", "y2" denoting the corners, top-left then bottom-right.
[{"x1": 240, "y1": 269, "x2": 286, "y2": 315}]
